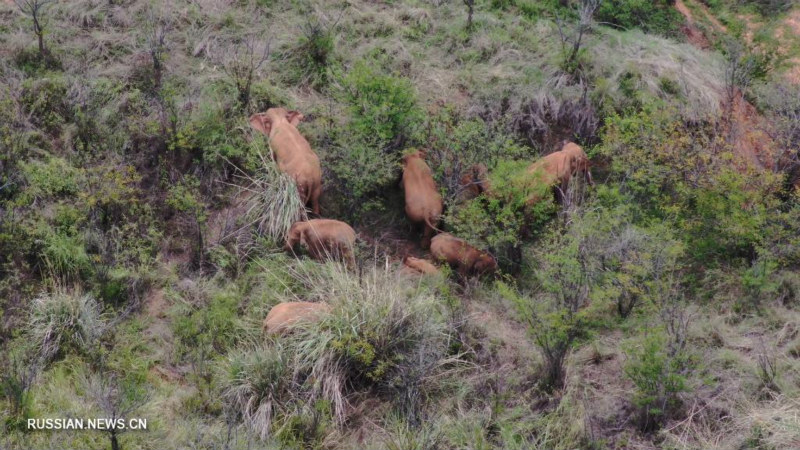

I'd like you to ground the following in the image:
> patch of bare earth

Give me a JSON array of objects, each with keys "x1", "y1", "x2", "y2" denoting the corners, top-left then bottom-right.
[
  {"x1": 676, "y1": 1, "x2": 777, "y2": 170},
  {"x1": 676, "y1": 0, "x2": 712, "y2": 49}
]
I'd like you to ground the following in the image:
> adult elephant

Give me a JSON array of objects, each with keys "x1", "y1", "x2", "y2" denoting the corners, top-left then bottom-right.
[
  {"x1": 402, "y1": 150, "x2": 443, "y2": 249},
  {"x1": 285, "y1": 219, "x2": 356, "y2": 267},
  {"x1": 249, "y1": 108, "x2": 322, "y2": 214},
  {"x1": 526, "y1": 141, "x2": 593, "y2": 204}
]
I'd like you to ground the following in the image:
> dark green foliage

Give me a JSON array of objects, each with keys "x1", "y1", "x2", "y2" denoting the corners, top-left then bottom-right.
[
  {"x1": 338, "y1": 60, "x2": 422, "y2": 151},
  {"x1": 596, "y1": 0, "x2": 683, "y2": 36},
  {"x1": 325, "y1": 60, "x2": 422, "y2": 216}
]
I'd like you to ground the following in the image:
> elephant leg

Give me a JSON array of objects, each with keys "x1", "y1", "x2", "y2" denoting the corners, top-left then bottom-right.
[
  {"x1": 421, "y1": 224, "x2": 434, "y2": 250},
  {"x1": 311, "y1": 184, "x2": 322, "y2": 216}
]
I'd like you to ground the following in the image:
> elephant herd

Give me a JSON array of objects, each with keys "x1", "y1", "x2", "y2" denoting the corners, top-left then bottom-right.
[{"x1": 250, "y1": 107, "x2": 593, "y2": 334}]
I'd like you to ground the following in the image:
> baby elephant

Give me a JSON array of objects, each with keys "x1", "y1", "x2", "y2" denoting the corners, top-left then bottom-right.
[
  {"x1": 430, "y1": 233, "x2": 498, "y2": 277},
  {"x1": 285, "y1": 219, "x2": 356, "y2": 267},
  {"x1": 402, "y1": 256, "x2": 440, "y2": 276},
  {"x1": 263, "y1": 301, "x2": 332, "y2": 335}
]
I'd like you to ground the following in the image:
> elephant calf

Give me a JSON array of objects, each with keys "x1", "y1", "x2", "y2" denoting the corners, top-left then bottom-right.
[
  {"x1": 263, "y1": 301, "x2": 331, "y2": 335},
  {"x1": 402, "y1": 256, "x2": 440, "y2": 275},
  {"x1": 430, "y1": 233, "x2": 497, "y2": 277},
  {"x1": 285, "y1": 219, "x2": 356, "y2": 267}
]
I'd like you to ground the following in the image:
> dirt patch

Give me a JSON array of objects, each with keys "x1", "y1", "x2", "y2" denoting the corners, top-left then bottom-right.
[
  {"x1": 676, "y1": 0, "x2": 712, "y2": 49},
  {"x1": 675, "y1": 1, "x2": 778, "y2": 170},
  {"x1": 725, "y1": 90, "x2": 777, "y2": 169}
]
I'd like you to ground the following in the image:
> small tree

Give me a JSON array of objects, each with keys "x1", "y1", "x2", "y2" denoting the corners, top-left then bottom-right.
[
  {"x1": 145, "y1": 8, "x2": 170, "y2": 91},
  {"x1": 222, "y1": 35, "x2": 271, "y2": 111},
  {"x1": 505, "y1": 226, "x2": 595, "y2": 390},
  {"x1": 555, "y1": 0, "x2": 600, "y2": 75},
  {"x1": 463, "y1": 0, "x2": 475, "y2": 31},
  {"x1": 85, "y1": 372, "x2": 149, "y2": 450},
  {"x1": 15, "y1": 0, "x2": 55, "y2": 56}
]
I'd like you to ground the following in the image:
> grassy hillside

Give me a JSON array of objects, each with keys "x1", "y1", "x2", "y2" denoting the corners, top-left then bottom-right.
[{"x1": 1, "y1": 0, "x2": 800, "y2": 449}]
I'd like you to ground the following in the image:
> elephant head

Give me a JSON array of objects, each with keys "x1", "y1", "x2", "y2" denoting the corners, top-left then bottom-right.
[
  {"x1": 249, "y1": 108, "x2": 305, "y2": 135},
  {"x1": 472, "y1": 252, "x2": 498, "y2": 276}
]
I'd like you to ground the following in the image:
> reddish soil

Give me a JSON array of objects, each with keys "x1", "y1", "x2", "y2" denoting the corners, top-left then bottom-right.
[
  {"x1": 676, "y1": 0, "x2": 712, "y2": 49},
  {"x1": 675, "y1": 0, "x2": 777, "y2": 170}
]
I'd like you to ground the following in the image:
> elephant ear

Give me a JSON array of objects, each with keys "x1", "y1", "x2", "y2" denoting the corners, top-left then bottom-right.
[
  {"x1": 286, "y1": 110, "x2": 305, "y2": 126},
  {"x1": 249, "y1": 113, "x2": 272, "y2": 135}
]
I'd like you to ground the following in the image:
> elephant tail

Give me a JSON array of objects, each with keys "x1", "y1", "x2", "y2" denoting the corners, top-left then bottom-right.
[{"x1": 424, "y1": 215, "x2": 444, "y2": 234}]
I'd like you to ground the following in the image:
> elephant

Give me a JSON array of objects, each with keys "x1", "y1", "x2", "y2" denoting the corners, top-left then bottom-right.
[
  {"x1": 430, "y1": 233, "x2": 498, "y2": 277},
  {"x1": 526, "y1": 141, "x2": 593, "y2": 204},
  {"x1": 263, "y1": 301, "x2": 331, "y2": 335},
  {"x1": 285, "y1": 219, "x2": 356, "y2": 267},
  {"x1": 402, "y1": 256, "x2": 440, "y2": 275},
  {"x1": 249, "y1": 108, "x2": 322, "y2": 215},
  {"x1": 402, "y1": 150, "x2": 443, "y2": 248},
  {"x1": 458, "y1": 163, "x2": 491, "y2": 200}
]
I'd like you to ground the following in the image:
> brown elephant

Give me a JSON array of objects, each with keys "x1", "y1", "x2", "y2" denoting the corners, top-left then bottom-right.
[
  {"x1": 249, "y1": 108, "x2": 322, "y2": 214},
  {"x1": 526, "y1": 141, "x2": 593, "y2": 204},
  {"x1": 430, "y1": 233, "x2": 498, "y2": 277},
  {"x1": 285, "y1": 219, "x2": 356, "y2": 267},
  {"x1": 402, "y1": 150, "x2": 443, "y2": 248},
  {"x1": 402, "y1": 256, "x2": 440, "y2": 275},
  {"x1": 458, "y1": 163, "x2": 491, "y2": 200},
  {"x1": 263, "y1": 301, "x2": 332, "y2": 335}
]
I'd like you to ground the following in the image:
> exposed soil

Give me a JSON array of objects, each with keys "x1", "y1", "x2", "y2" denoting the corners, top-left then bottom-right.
[
  {"x1": 675, "y1": 0, "x2": 712, "y2": 49},
  {"x1": 675, "y1": 0, "x2": 777, "y2": 170}
]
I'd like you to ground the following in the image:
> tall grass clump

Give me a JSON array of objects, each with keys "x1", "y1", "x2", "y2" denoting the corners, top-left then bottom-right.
[
  {"x1": 221, "y1": 262, "x2": 460, "y2": 440},
  {"x1": 29, "y1": 289, "x2": 105, "y2": 362},
  {"x1": 239, "y1": 146, "x2": 307, "y2": 244}
]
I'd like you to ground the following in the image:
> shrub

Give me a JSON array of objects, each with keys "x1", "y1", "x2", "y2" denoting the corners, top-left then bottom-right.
[
  {"x1": 624, "y1": 329, "x2": 690, "y2": 432},
  {"x1": 0, "y1": 352, "x2": 39, "y2": 432},
  {"x1": 285, "y1": 20, "x2": 336, "y2": 89},
  {"x1": 595, "y1": 0, "x2": 683, "y2": 37},
  {"x1": 20, "y1": 75, "x2": 71, "y2": 133},
  {"x1": 510, "y1": 92, "x2": 599, "y2": 150},
  {"x1": 29, "y1": 290, "x2": 105, "y2": 362},
  {"x1": 20, "y1": 156, "x2": 83, "y2": 201},
  {"x1": 338, "y1": 60, "x2": 422, "y2": 151},
  {"x1": 424, "y1": 107, "x2": 528, "y2": 206},
  {"x1": 599, "y1": 102, "x2": 781, "y2": 265}
]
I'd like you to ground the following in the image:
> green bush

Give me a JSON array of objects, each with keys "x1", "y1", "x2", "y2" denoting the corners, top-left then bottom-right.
[
  {"x1": 624, "y1": 329, "x2": 690, "y2": 432},
  {"x1": 223, "y1": 343, "x2": 294, "y2": 440},
  {"x1": 173, "y1": 287, "x2": 241, "y2": 357},
  {"x1": 599, "y1": 103, "x2": 781, "y2": 265},
  {"x1": 596, "y1": 0, "x2": 683, "y2": 36},
  {"x1": 338, "y1": 60, "x2": 422, "y2": 150},
  {"x1": 424, "y1": 107, "x2": 529, "y2": 206},
  {"x1": 20, "y1": 75, "x2": 71, "y2": 133},
  {"x1": 20, "y1": 157, "x2": 83, "y2": 201}
]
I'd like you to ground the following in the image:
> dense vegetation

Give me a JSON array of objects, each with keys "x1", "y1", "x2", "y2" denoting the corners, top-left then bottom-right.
[{"x1": 1, "y1": 0, "x2": 800, "y2": 449}]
